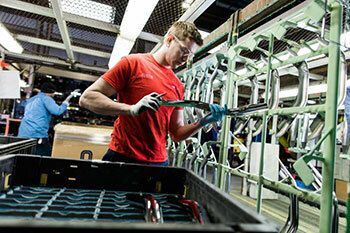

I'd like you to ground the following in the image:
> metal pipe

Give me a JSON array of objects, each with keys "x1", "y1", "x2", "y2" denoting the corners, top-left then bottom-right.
[
  {"x1": 320, "y1": 1, "x2": 342, "y2": 232},
  {"x1": 301, "y1": 113, "x2": 310, "y2": 148},
  {"x1": 217, "y1": 11, "x2": 238, "y2": 190},
  {"x1": 269, "y1": 70, "x2": 280, "y2": 109},
  {"x1": 234, "y1": 75, "x2": 261, "y2": 135},
  {"x1": 294, "y1": 62, "x2": 309, "y2": 108},
  {"x1": 256, "y1": 33, "x2": 274, "y2": 214},
  {"x1": 308, "y1": 117, "x2": 325, "y2": 140},
  {"x1": 338, "y1": 52, "x2": 347, "y2": 107},
  {"x1": 290, "y1": 117, "x2": 299, "y2": 147},
  {"x1": 201, "y1": 65, "x2": 219, "y2": 133},
  {"x1": 276, "y1": 61, "x2": 309, "y2": 137},
  {"x1": 195, "y1": 68, "x2": 208, "y2": 100},
  {"x1": 252, "y1": 69, "x2": 280, "y2": 137}
]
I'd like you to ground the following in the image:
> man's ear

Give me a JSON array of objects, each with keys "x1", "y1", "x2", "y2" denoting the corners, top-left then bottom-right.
[{"x1": 165, "y1": 34, "x2": 174, "y2": 44}]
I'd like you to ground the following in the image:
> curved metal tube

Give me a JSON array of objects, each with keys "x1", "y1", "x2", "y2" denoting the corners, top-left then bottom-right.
[
  {"x1": 252, "y1": 70, "x2": 280, "y2": 137},
  {"x1": 307, "y1": 114, "x2": 325, "y2": 140},
  {"x1": 204, "y1": 65, "x2": 219, "y2": 103},
  {"x1": 307, "y1": 52, "x2": 347, "y2": 141},
  {"x1": 234, "y1": 119, "x2": 249, "y2": 135},
  {"x1": 300, "y1": 114, "x2": 309, "y2": 147},
  {"x1": 338, "y1": 52, "x2": 347, "y2": 107},
  {"x1": 269, "y1": 70, "x2": 280, "y2": 109},
  {"x1": 194, "y1": 68, "x2": 209, "y2": 120},
  {"x1": 250, "y1": 76, "x2": 259, "y2": 105},
  {"x1": 186, "y1": 70, "x2": 200, "y2": 100},
  {"x1": 276, "y1": 61, "x2": 309, "y2": 138},
  {"x1": 195, "y1": 68, "x2": 208, "y2": 101},
  {"x1": 294, "y1": 62, "x2": 309, "y2": 108},
  {"x1": 200, "y1": 64, "x2": 219, "y2": 133},
  {"x1": 289, "y1": 118, "x2": 299, "y2": 147},
  {"x1": 234, "y1": 76, "x2": 260, "y2": 135}
]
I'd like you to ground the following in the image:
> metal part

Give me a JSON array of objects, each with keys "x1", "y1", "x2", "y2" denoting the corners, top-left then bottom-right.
[
  {"x1": 320, "y1": 2, "x2": 343, "y2": 231},
  {"x1": 160, "y1": 100, "x2": 268, "y2": 117},
  {"x1": 276, "y1": 61, "x2": 310, "y2": 138}
]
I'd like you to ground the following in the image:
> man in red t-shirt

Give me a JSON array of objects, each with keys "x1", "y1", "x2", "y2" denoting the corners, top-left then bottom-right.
[{"x1": 79, "y1": 21, "x2": 226, "y2": 166}]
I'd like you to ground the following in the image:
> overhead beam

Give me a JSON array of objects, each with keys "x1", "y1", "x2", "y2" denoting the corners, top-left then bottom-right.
[
  {"x1": 15, "y1": 34, "x2": 110, "y2": 58},
  {"x1": 37, "y1": 66, "x2": 99, "y2": 82},
  {"x1": 178, "y1": 0, "x2": 216, "y2": 22},
  {"x1": 0, "y1": 0, "x2": 162, "y2": 43},
  {"x1": 50, "y1": 0, "x2": 75, "y2": 62},
  {"x1": 1, "y1": 48, "x2": 108, "y2": 74}
]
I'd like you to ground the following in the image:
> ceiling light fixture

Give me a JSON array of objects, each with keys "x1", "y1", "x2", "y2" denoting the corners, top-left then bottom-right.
[
  {"x1": 60, "y1": 0, "x2": 115, "y2": 23},
  {"x1": 109, "y1": 0, "x2": 159, "y2": 68},
  {"x1": 182, "y1": 0, "x2": 194, "y2": 9},
  {"x1": 0, "y1": 22, "x2": 23, "y2": 54},
  {"x1": 279, "y1": 83, "x2": 328, "y2": 99}
]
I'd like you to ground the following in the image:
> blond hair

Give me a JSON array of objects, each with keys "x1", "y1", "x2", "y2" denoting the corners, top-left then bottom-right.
[{"x1": 167, "y1": 21, "x2": 203, "y2": 46}]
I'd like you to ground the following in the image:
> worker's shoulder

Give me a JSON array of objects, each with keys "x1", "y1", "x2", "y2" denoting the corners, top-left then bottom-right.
[
  {"x1": 124, "y1": 53, "x2": 149, "y2": 62},
  {"x1": 40, "y1": 93, "x2": 55, "y2": 102}
]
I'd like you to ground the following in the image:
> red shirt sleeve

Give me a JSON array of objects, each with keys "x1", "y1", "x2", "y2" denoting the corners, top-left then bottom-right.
[{"x1": 102, "y1": 57, "x2": 131, "y2": 92}]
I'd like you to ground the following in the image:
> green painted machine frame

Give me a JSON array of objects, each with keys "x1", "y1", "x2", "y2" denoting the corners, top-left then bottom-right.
[{"x1": 173, "y1": 0, "x2": 345, "y2": 232}]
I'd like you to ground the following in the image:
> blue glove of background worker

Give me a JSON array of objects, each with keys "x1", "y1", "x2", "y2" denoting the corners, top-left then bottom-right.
[
  {"x1": 129, "y1": 92, "x2": 165, "y2": 116},
  {"x1": 199, "y1": 104, "x2": 227, "y2": 126}
]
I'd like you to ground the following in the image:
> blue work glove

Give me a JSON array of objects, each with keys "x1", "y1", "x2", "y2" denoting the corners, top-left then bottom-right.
[{"x1": 199, "y1": 104, "x2": 227, "y2": 126}]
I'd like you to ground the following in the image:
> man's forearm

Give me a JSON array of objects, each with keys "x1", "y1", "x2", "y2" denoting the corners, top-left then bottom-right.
[
  {"x1": 79, "y1": 91, "x2": 131, "y2": 116},
  {"x1": 171, "y1": 122, "x2": 202, "y2": 142}
]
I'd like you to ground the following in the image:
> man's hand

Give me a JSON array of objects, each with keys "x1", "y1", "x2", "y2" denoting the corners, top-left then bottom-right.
[
  {"x1": 199, "y1": 104, "x2": 227, "y2": 126},
  {"x1": 63, "y1": 89, "x2": 81, "y2": 105},
  {"x1": 129, "y1": 92, "x2": 166, "y2": 116}
]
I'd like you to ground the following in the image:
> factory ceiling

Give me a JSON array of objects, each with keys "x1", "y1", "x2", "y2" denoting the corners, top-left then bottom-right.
[{"x1": 0, "y1": 0, "x2": 253, "y2": 79}]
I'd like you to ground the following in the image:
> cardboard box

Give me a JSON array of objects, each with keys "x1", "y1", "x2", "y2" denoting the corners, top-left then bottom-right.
[
  {"x1": 335, "y1": 179, "x2": 349, "y2": 202},
  {"x1": 52, "y1": 122, "x2": 113, "y2": 160}
]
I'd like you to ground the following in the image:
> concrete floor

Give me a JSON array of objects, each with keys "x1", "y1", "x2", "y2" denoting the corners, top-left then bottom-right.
[{"x1": 226, "y1": 175, "x2": 347, "y2": 233}]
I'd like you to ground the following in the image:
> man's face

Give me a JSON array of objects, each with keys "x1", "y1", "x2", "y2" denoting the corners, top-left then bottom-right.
[{"x1": 166, "y1": 34, "x2": 198, "y2": 69}]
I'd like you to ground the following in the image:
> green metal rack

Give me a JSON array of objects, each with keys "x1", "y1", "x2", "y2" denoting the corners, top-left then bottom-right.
[{"x1": 171, "y1": 0, "x2": 346, "y2": 232}]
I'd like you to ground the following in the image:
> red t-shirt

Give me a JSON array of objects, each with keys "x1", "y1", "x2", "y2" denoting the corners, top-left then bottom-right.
[{"x1": 102, "y1": 53, "x2": 184, "y2": 162}]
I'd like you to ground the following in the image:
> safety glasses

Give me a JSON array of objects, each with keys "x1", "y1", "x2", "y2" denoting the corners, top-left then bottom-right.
[{"x1": 171, "y1": 34, "x2": 194, "y2": 58}]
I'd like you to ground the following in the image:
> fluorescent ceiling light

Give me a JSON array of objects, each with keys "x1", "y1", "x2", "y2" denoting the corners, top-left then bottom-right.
[
  {"x1": 279, "y1": 83, "x2": 327, "y2": 99},
  {"x1": 119, "y1": 0, "x2": 158, "y2": 40},
  {"x1": 60, "y1": 0, "x2": 115, "y2": 23},
  {"x1": 108, "y1": 37, "x2": 135, "y2": 68},
  {"x1": 0, "y1": 22, "x2": 23, "y2": 54},
  {"x1": 182, "y1": 0, "x2": 194, "y2": 9},
  {"x1": 109, "y1": 0, "x2": 159, "y2": 68}
]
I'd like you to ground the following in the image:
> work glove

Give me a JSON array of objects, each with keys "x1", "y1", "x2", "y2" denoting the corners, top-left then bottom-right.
[
  {"x1": 129, "y1": 92, "x2": 165, "y2": 116},
  {"x1": 63, "y1": 89, "x2": 81, "y2": 105},
  {"x1": 199, "y1": 104, "x2": 227, "y2": 126}
]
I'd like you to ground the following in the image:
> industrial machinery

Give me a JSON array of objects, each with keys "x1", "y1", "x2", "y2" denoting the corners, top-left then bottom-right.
[{"x1": 168, "y1": 0, "x2": 349, "y2": 232}]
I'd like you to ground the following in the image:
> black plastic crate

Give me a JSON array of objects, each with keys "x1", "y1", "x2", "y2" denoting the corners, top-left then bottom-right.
[
  {"x1": 0, "y1": 136, "x2": 37, "y2": 155},
  {"x1": 0, "y1": 155, "x2": 278, "y2": 232}
]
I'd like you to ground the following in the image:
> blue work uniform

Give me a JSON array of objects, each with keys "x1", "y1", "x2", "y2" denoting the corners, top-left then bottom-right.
[
  {"x1": 345, "y1": 87, "x2": 350, "y2": 128},
  {"x1": 18, "y1": 92, "x2": 68, "y2": 156}
]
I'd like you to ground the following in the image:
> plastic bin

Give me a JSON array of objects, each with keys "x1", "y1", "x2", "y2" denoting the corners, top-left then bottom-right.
[
  {"x1": 0, "y1": 155, "x2": 278, "y2": 232},
  {"x1": 0, "y1": 136, "x2": 37, "y2": 155}
]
